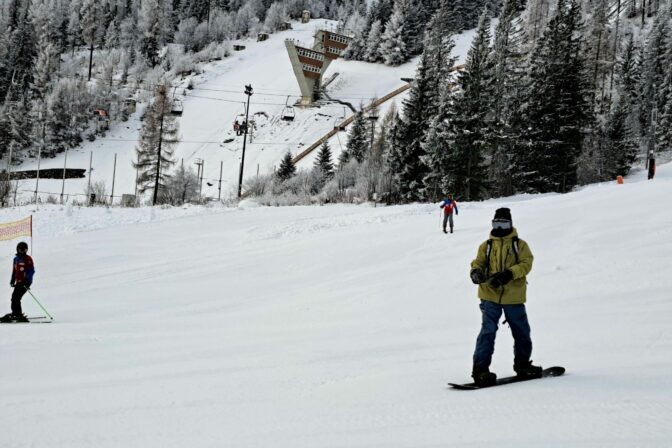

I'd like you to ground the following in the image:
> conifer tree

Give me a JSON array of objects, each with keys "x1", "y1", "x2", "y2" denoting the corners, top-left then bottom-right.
[
  {"x1": 656, "y1": 71, "x2": 672, "y2": 151},
  {"x1": 604, "y1": 94, "x2": 638, "y2": 178},
  {"x1": 513, "y1": 0, "x2": 591, "y2": 193},
  {"x1": 402, "y1": 0, "x2": 426, "y2": 56},
  {"x1": 421, "y1": 88, "x2": 457, "y2": 201},
  {"x1": 277, "y1": 151, "x2": 297, "y2": 181},
  {"x1": 639, "y1": 12, "x2": 670, "y2": 142},
  {"x1": 138, "y1": 0, "x2": 163, "y2": 66},
  {"x1": 346, "y1": 111, "x2": 370, "y2": 163},
  {"x1": 313, "y1": 141, "x2": 335, "y2": 180},
  {"x1": 445, "y1": 11, "x2": 492, "y2": 200},
  {"x1": 134, "y1": 85, "x2": 179, "y2": 205},
  {"x1": 389, "y1": 52, "x2": 435, "y2": 201},
  {"x1": 379, "y1": 0, "x2": 407, "y2": 65},
  {"x1": 364, "y1": 20, "x2": 383, "y2": 62},
  {"x1": 81, "y1": 0, "x2": 102, "y2": 80},
  {"x1": 488, "y1": 0, "x2": 527, "y2": 197}
]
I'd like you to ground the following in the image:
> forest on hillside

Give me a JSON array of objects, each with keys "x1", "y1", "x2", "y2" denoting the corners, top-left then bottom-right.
[{"x1": 1, "y1": 0, "x2": 671, "y2": 206}]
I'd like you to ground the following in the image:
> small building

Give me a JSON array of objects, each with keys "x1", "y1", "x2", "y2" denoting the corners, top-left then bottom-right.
[
  {"x1": 233, "y1": 44, "x2": 246, "y2": 51},
  {"x1": 279, "y1": 21, "x2": 293, "y2": 31},
  {"x1": 121, "y1": 194, "x2": 137, "y2": 207},
  {"x1": 257, "y1": 32, "x2": 269, "y2": 42},
  {"x1": 301, "y1": 10, "x2": 311, "y2": 23}
]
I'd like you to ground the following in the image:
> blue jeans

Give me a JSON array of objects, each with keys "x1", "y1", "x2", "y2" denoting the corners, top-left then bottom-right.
[{"x1": 473, "y1": 300, "x2": 533, "y2": 371}]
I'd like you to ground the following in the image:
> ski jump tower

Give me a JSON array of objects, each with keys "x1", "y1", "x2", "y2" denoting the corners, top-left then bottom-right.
[{"x1": 285, "y1": 30, "x2": 352, "y2": 106}]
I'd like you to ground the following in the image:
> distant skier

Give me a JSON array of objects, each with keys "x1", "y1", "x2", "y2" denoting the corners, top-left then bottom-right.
[
  {"x1": 439, "y1": 195, "x2": 458, "y2": 234},
  {"x1": 468, "y1": 208, "x2": 542, "y2": 386},
  {"x1": 234, "y1": 120, "x2": 241, "y2": 136},
  {"x1": 1, "y1": 242, "x2": 35, "y2": 323}
]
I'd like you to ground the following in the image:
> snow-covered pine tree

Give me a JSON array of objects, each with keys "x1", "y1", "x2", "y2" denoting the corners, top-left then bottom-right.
[
  {"x1": 264, "y1": 2, "x2": 289, "y2": 32},
  {"x1": 134, "y1": 85, "x2": 179, "y2": 205},
  {"x1": 368, "y1": 0, "x2": 394, "y2": 32},
  {"x1": 4, "y1": 0, "x2": 36, "y2": 96},
  {"x1": 138, "y1": 0, "x2": 163, "y2": 66},
  {"x1": 444, "y1": 10, "x2": 492, "y2": 201},
  {"x1": 379, "y1": 0, "x2": 407, "y2": 65},
  {"x1": 638, "y1": 10, "x2": 670, "y2": 144},
  {"x1": 81, "y1": 0, "x2": 102, "y2": 80},
  {"x1": 313, "y1": 141, "x2": 335, "y2": 180},
  {"x1": 105, "y1": 18, "x2": 121, "y2": 50},
  {"x1": 656, "y1": 70, "x2": 672, "y2": 152},
  {"x1": 389, "y1": 51, "x2": 436, "y2": 201},
  {"x1": 461, "y1": 0, "x2": 487, "y2": 30},
  {"x1": 364, "y1": 20, "x2": 383, "y2": 62},
  {"x1": 604, "y1": 94, "x2": 639, "y2": 178},
  {"x1": 346, "y1": 111, "x2": 370, "y2": 163},
  {"x1": 342, "y1": 11, "x2": 368, "y2": 60},
  {"x1": 488, "y1": 0, "x2": 527, "y2": 197},
  {"x1": 276, "y1": 151, "x2": 297, "y2": 181},
  {"x1": 585, "y1": 0, "x2": 613, "y2": 112},
  {"x1": 402, "y1": 0, "x2": 427, "y2": 57},
  {"x1": 7, "y1": 95, "x2": 33, "y2": 163},
  {"x1": 513, "y1": 0, "x2": 592, "y2": 194},
  {"x1": 422, "y1": 7, "x2": 457, "y2": 122},
  {"x1": 525, "y1": 0, "x2": 553, "y2": 47},
  {"x1": 421, "y1": 88, "x2": 456, "y2": 201}
]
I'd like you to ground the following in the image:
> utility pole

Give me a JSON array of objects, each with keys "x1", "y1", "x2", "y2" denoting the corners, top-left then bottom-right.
[
  {"x1": 195, "y1": 158, "x2": 204, "y2": 202},
  {"x1": 238, "y1": 84, "x2": 253, "y2": 198},
  {"x1": 218, "y1": 160, "x2": 223, "y2": 201},
  {"x1": 86, "y1": 152, "x2": 93, "y2": 205},
  {"x1": 110, "y1": 153, "x2": 117, "y2": 205},
  {"x1": 61, "y1": 146, "x2": 68, "y2": 204},
  {"x1": 35, "y1": 114, "x2": 45, "y2": 204},
  {"x1": 153, "y1": 86, "x2": 166, "y2": 206},
  {"x1": 367, "y1": 108, "x2": 379, "y2": 200}
]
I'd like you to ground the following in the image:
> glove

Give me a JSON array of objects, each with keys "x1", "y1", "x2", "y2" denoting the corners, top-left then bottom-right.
[
  {"x1": 470, "y1": 268, "x2": 486, "y2": 285},
  {"x1": 10, "y1": 281, "x2": 15, "y2": 287},
  {"x1": 23, "y1": 283, "x2": 31, "y2": 290},
  {"x1": 490, "y1": 270, "x2": 513, "y2": 288}
]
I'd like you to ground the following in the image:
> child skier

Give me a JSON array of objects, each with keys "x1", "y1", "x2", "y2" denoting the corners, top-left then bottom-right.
[
  {"x1": 1, "y1": 241, "x2": 35, "y2": 323},
  {"x1": 468, "y1": 208, "x2": 542, "y2": 386},
  {"x1": 439, "y1": 195, "x2": 458, "y2": 234}
]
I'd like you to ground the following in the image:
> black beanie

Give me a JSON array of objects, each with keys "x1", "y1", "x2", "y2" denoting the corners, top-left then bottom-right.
[{"x1": 494, "y1": 207, "x2": 512, "y2": 222}]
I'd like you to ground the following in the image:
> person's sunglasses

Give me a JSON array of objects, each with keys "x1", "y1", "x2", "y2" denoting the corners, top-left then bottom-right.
[{"x1": 492, "y1": 219, "x2": 512, "y2": 230}]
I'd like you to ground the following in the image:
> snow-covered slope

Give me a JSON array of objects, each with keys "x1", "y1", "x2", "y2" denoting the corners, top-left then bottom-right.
[
  {"x1": 1, "y1": 163, "x2": 670, "y2": 447},
  {"x1": 16, "y1": 20, "x2": 483, "y2": 204}
]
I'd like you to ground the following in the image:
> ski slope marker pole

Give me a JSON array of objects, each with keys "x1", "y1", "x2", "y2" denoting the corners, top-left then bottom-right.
[{"x1": 25, "y1": 287, "x2": 53, "y2": 321}]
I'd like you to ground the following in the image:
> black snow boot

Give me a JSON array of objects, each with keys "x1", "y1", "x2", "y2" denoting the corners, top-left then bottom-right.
[
  {"x1": 472, "y1": 367, "x2": 497, "y2": 387},
  {"x1": 514, "y1": 360, "x2": 542, "y2": 378}
]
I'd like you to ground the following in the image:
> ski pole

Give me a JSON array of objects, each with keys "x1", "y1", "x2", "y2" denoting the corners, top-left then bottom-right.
[{"x1": 24, "y1": 287, "x2": 54, "y2": 321}]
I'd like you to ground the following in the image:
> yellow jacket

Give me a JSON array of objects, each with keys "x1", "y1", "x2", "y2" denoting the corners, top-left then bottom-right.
[{"x1": 470, "y1": 229, "x2": 534, "y2": 304}]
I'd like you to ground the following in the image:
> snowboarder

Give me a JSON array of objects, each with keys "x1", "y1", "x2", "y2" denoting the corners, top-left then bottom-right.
[
  {"x1": 1, "y1": 242, "x2": 35, "y2": 323},
  {"x1": 439, "y1": 195, "x2": 458, "y2": 234},
  {"x1": 468, "y1": 208, "x2": 542, "y2": 386}
]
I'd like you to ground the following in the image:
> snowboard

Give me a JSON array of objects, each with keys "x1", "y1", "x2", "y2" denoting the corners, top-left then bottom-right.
[
  {"x1": 449, "y1": 366, "x2": 565, "y2": 390},
  {"x1": 0, "y1": 316, "x2": 53, "y2": 324}
]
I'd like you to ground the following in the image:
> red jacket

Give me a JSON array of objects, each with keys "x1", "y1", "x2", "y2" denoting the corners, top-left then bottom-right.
[
  {"x1": 440, "y1": 199, "x2": 458, "y2": 215},
  {"x1": 12, "y1": 254, "x2": 35, "y2": 285}
]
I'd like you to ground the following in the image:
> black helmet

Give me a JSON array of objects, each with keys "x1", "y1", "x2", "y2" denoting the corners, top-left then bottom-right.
[{"x1": 16, "y1": 241, "x2": 28, "y2": 252}]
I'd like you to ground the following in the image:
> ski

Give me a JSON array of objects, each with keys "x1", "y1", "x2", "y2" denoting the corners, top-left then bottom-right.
[
  {"x1": 449, "y1": 366, "x2": 565, "y2": 390},
  {"x1": 0, "y1": 316, "x2": 53, "y2": 324}
]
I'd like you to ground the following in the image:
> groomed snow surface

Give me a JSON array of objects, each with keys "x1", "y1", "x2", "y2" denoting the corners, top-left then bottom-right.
[{"x1": 1, "y1": 163, "x2": 670, "y2": 447}]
